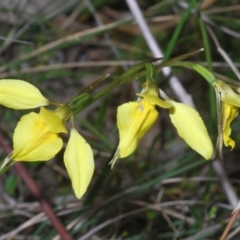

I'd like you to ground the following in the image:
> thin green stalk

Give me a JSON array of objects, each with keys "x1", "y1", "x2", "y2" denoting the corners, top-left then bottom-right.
[
  {"x1": 167, "y1": 61, "x2": 216, "y2": 84},
  {"x1": 68, "y1": 49, "x2": 203, "y2": 116},
  {"x1": 163, "y1": 0, "x2": 198, "y2": 61},
  {"x1": 197, "y1": 10, "x2": 217, "y2": 129}
]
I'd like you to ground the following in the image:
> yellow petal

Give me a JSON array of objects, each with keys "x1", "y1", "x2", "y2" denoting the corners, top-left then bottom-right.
[
  {"x1": 136, "y1": 93, "x2": 172, "y2": 109},
  {"x1": 64, "y1": 128, "x2": 94, "y2": 199},
  {"x1": 12, "y1": 112, "x2": 63, "y2": 161},
  {"x1": 168, "y1": 100, "x2": 213, "y2": 160},
  {"x1": 222, "y1": 103, "x2": 238, "y2": 149},
  {"x1": 214, "y1": 80, "x2": 240, "y2": 107},
  {"x1": 0, "y1": 79, "x2": 49, "y2": 109},
  {"x1": 110, "y1": 100, "x2": 158, "y2": 167},
  {"x1": 39, "y1": 107, "x2": 67, "y2": 133}
]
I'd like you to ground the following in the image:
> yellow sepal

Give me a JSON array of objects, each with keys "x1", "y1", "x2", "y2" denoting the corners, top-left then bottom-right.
[
  {"x1": 168, "y1": 100, "x2": 213, "y2": 160},
  {"x1": 222, "y1": 103, "x2": 238, "y2": 149},
  {"x1": 12, "y1": 112, "x2": 63, "y2": 161},
  {"x1": 0, "y1": 80, "x2": 49, "y2": 109},
  {"x1": 64, "y1": 128, "x2": 94, "y2": 199}
]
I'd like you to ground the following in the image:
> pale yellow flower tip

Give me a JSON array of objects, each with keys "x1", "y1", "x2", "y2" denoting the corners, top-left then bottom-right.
[
  {"x1": 12, "y1": 112, "x2": 63, "y2": 161},
  {"x1": 168, "y1": 100, "x2": 213, "y2": 160},
  {"x1": 222, "y1": 103, "x2": 238, "y2": 149},
  {"x1": 214, "y1": 80, "x2": 240, "y2": 107},
  {"x1": 0, "y1": 79, "x2": 49, "y2": 109},
  {"x1": 64, "y1": 128, "x2": 94, "y2": 199},
  {"x1": 109, "y1": 148, "x2": 120, "y2": 169},
  {"x1": 115, "y1": 100, "x2": 158, "y2": 161}
]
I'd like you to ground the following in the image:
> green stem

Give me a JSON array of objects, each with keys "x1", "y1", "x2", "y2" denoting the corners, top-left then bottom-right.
[
  {"x1": 67, "y1": 50, "x2": 205, "y2": 116},
  {"x1": 163, "y1": 0, "x2": 198, "y2": 61},
  {"x1": 145, "y1": 63, "x2": 156, "y2": 80},
  {"x1": 197, "y1": 9, "x2": 217, "y2": 130},
  {"x1": 167, "y1": 61, "x2": 217, "y2": 85}
]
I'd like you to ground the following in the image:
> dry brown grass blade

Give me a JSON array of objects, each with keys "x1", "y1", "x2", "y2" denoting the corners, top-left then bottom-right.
[
  {"x1": 0, "y1": 213, "x2": 46, "y2": 240},
  {"x1": 130, "y1": 199, "x2": 195, "y2": 225},
  {"x1": 16, "y1": 20, "x2": 130, "y2": 61},
  {"x1": 207, "y1": 26, "x2": 240, "y2": 80},
  {"x1": 0, "y1": 60, "x2": 140, "y2": 78},
  {"x1": 220, "y1": 202, "x2": 240, "y2": 240}
]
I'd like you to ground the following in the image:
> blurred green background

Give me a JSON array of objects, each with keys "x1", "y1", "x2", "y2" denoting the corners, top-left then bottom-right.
[{"x1": 0, "y1": 0, "x2": 240, "y2": 239}]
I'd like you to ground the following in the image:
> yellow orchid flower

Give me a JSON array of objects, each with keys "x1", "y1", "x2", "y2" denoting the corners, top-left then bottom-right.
[
  {"x1": 109, "y1": 80, "x2": 171, "y2": 168},
  {"x1": 0, "y1": 79, "x2": 94, "y2": 199},
  {"x1": 110, "y1": 80, "x2": 213, "y2": 168},
  {"x1": 11, "y1": 107, "x2": 68, "y2": 161},
  {"x1": 213, "y1": 80, "x2": 240, "y2": 155}
]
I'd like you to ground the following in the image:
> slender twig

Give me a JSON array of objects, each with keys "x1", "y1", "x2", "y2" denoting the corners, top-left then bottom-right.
[
  {"x1": 84, "y1": 0, "x2": 127, "y2": 67},
  {"x1": 0, "y1": 60, "x2": 140, "y2": 78},
  {"x1": 179, "y1": 1, "x2": 240, "y2": 39},
  {"x1": 220, "y1": 201, "x2": 240, "y2": 240},
  {"x1": 185, "y1": 205, "x2": 240, "y2": 240},
  {"x1": 78, "y1": 207, "x2": 147, "y2": 240},
  {"x1": 226, "y1": 224, "x2": 240, "y2": 240},
  {"x1": 207, "y1": 26, "x2": 240, "y2": 80},
  {"x1": 0, "y1": 133, "x2": 73, "y2": 240},
  {"x1": 211, "y1": 159, "x2": 238, "y2": 207},
  {"x1": 0, "y1": 213, "x2": 46, "y2": 240},
  {"x1": 62, "y1": 2, "x2": 85, "y2": 29}
]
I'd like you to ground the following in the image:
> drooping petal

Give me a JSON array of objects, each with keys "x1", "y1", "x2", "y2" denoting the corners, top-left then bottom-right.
[
  {"x1": 11, "y1": 112, "x2": 63, "y2": 161},
  {"x1": 214, "y1": 80, "x2": 240, "y2": 107},
  {"x1": 0, "y1": 80, "x2": 49, "y2": 109},
  {"x1": 39, "y1": 107, "x2": 67, "y2": 133},
  {"x1": 222, "y1": 103, "x2": 238, "y2": 149},
  {"x1": 168, "y1": 100, "x2": 213, "y2": 160},
  {"x1": 64, "y1": 128, "x2": 94, "y2": 199},
  {"x1": 110, "y1": 100, "x2": 158, "y2": 167}
]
